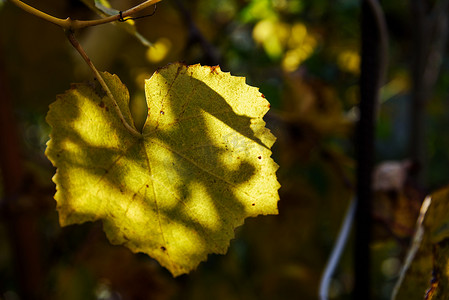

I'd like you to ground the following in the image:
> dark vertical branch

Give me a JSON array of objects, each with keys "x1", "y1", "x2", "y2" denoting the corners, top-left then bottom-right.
[
  {"x1": 409, "y1": 0, "x2": 429, "y2": 186},
  {"x1": 355, "y1": 0, "x2": 385, "y2": 297},
  {"x1": 409, "y1": 0, "x2": 449, "y2": 185},
  {"x1": 0, "y1": 46, "x2": 43, "y2": 299}
]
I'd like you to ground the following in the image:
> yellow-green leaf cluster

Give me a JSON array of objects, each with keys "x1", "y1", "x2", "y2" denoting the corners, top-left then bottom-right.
[{"x1": 45, "y1": 63, "x2": 280, "y2": 276}]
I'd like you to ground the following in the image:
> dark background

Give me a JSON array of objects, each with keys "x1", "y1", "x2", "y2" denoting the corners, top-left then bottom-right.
[{"x1": 1, "y1": 0, "x2": 448, "y2": 299}]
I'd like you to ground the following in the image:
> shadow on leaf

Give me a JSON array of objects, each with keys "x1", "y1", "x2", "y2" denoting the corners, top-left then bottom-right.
[{"x1": 46, "y1": 63, "x2": 279, "y2": 277}]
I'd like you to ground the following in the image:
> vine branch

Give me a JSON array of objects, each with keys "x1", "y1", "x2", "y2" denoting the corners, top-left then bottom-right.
[
  {"x1": 353, "y1": 0, "x2": 387, "y2": 297},
  {"x1": 9, "y1": 0, "x2": 154, "y2": 137},
  {"x1": 8, "y1": 0, "x2": 162, "y2": 30}
]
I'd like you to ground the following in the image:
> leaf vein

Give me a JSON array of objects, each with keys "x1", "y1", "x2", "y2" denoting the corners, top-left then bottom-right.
[
  {"x1": 149, "y1": 138, "x2": 256, "y2": 201},
  {"x1": 143, "y1": 145, "x2": 175, "y2": 269},
  {"x1": 149, "y1": 175, "x2": 223, "y2": 252},
  {"x1": 143, "y1": 109, "x2": 234, "y2": 137}
]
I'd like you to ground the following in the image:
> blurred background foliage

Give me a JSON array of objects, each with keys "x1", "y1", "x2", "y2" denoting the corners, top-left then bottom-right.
[{"x1": 1, "y1": 0, "x2": 449, "y2": 299}]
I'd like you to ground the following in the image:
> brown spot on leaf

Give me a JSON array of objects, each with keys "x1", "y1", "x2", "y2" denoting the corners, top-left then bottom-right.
[
  {"x1": 99, "y1": 101, "x2": 109, "y2": 111},
  {"x1": 146, "y1": 184, "x2": 149, "y2": 188},
  {"x1": 210, "y1": 65, "x2": 220, "y2": 74},
  {"x1": 160, "y1": 111, "x2": 165, "y2": 115},
  {"x1": 258, "y1": 156, "x2": 262, "y2": 159},
  {"x1": 161, "y1": 246, "x2": 166, "y2": 251},
  {"x1": 90, "y1": 79, "x2": 107, "y2": 98},
  {"x1": 261, "y1": 94, "x2": 266, "y2": 98},
  {"x1": 252, "y1": 203, "x2": 255, "y2": 206}
]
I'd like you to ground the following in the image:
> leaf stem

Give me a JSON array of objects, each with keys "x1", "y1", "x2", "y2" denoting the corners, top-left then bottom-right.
[
  {"x1": 66, "y1": 31, "x2": 141, "y2": 138},
  {"x1": 9, "y1": 0, "x2": 153, "y2": 137},
  {"x1": 8, "y1": 0, "x2": 162, "y2": 30}
]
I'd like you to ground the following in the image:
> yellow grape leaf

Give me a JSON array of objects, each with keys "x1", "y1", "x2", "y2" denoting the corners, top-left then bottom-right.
[{"x1": 45, "y1": 63, "x2": 280, "y2": 276}]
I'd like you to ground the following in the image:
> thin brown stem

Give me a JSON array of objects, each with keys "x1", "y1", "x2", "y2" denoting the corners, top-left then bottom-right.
[
  {"x1": 66, "y1": 31, "x2": 141, "y2": 138},
  {"x1": 9, "y1": 0, "x2": 148, "y2": 136},
  {"x1": 8, "y1": 0, "x2": 162, "y2": 30}
]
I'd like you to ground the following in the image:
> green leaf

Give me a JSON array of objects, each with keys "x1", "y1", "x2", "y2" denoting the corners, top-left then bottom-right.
[
  {"x1": 94, "y1": 0, "x2": 120, "y2": 16},
  {"x1": 45, "y1": 63, "x2": 280, "y2": 276}
]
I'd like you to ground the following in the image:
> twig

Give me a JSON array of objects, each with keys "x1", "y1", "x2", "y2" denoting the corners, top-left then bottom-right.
[
  {"x1": 366, "y1": 0, "x2": 388, "y2": 92},
  {"x1": 391, "y1": 196, "x2": 432, "y2": 299},
  {"x1": 66, "y1": 31, "x2": 141, "y2": 138},
  {"x1": 318, "y1": 1, "x2": 388, "y2": 298},
  {"x1": 319, "y1": 197, "x2": 356, "y2": 300},
  {"x1": 408, "y1": 0, "x2": 449, "y2": 185},
  {"x1": 9, "y1": 0, "x2": 146, "y2": 136},
  {"x1": 353, "y1": 0, "x2": 387, "y2": 297},
  {"x1": 8, "y1": 0, "x2": 162, "y2": 30}
]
